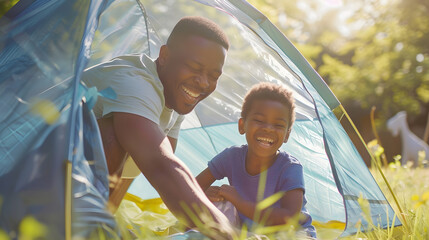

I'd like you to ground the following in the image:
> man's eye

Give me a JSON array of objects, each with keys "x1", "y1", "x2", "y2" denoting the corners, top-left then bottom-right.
[
  {"x1": 209, "y1": 74, "x2": 220, "y2": 81},
  {"x1": 186, "y1": 64, "x2": 200, "y2": 71},
  {"x1": 253, "y1": 119, "x2": 263, "y2": 123},
  {"x1": 276, "y1": 124, "x2": 286, "y2": 128}
]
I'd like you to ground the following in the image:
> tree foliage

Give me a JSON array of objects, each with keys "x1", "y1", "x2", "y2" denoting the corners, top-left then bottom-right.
[
  {"x1": 321, "y1": 0, "x2": 429, "y2": 122},
  {"x1": 249, "y1": 0, "x2": 429, "y2": 124}
]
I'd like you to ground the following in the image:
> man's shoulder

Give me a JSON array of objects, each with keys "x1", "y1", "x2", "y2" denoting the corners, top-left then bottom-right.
[
  {"x1": 82, "y1": 54, "x2": 166, "y2": 120},
  {"x1": 86, "y1": 54, "x2": 162, "y2": 93},
  {"x1": 102, "y1": 53, "x2": 145, "y2": 67},
  {"x1": 84, "y1": 54, "x2": 156, "y2": 79}
]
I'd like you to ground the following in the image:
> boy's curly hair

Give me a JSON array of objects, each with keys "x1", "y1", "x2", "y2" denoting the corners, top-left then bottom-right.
[{"x1": 241, "y1": 82, "x2": 296, "y2": 130}]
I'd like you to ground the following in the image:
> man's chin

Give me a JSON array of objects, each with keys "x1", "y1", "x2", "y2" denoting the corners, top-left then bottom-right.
[{"x1": 174, "y1": 105, "x2": 196, "y2": 115}]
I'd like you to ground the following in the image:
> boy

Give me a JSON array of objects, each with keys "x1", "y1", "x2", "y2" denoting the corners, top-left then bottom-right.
[
  {"x1": 82, "y1": 16, "x2": 235, "y2": 238},
  {"x1": 196, "y1": 82, "x2": 316, "y2": 238}
]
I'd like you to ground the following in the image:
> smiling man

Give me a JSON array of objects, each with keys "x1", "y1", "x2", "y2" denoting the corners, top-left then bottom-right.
[{"x1": 82, "y1": 16, "x2": 235, "y2": 238}]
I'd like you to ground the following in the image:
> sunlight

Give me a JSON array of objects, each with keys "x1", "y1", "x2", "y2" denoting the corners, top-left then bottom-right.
[{"x1": 321, "y1": 0, "x2": 342, "y2": 7}]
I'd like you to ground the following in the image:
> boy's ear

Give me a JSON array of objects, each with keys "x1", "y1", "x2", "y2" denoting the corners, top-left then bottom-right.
[
  {"x1": 238, "y1": 118, "x2": 245, "y2": 135},
  {"x1": 157, "y1": 45, "x2": 170, "y2": 66},
  {"x1": 283, "y1": 128, "x2": 292, "y2": 143}
]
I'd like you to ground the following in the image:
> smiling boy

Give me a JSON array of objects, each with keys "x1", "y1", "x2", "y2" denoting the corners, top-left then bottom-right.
[
  {"x1": 196, "y1": 82, "x2": 316, "y2": 238},
  {"x1": 82, "y1": 16, "x2": 235, "y2": 238}
]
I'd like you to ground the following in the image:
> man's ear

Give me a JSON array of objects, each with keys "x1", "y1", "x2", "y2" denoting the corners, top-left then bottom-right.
[
  {"x1": 157, "y1": 45, "x2": 169, "y2": 66},
  {"x1": 283, "y1": 128, "x2": 292, "y2": 143},
  {"x1": 238, "y1": 118, "x2": 245, "y2": 135}
]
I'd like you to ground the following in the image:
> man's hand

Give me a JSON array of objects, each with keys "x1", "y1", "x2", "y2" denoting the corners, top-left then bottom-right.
[
  {"x1": 219, "y1": 185, "x2": 241, "y2": 204},
  {"x1": 205, "y1": 186, "x2": 224, "y2": 202}
]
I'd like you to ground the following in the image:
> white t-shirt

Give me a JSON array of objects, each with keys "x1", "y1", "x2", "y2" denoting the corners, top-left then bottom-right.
[{"x1": 82, "y1": 54, "x2": 184, "y2": 139}]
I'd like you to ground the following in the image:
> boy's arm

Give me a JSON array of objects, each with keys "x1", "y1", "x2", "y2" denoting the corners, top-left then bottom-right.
[
  {"x1": 220, "y1": 185, "x2": 303, "y2": 226},
  {"x1": 196, "y1": 168, "x2": 216, "y2": 191},
  {"x1": 196, "y1": 168, "x2": 225, "y2": 202},
  {"x1": 113, "y1": 112, "x2": 235, "y2": 238}
]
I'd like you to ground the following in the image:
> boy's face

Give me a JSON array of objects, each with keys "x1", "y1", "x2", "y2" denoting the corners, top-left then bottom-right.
[
  {"x1": 238, "y1": 99, "x2": 291, "y2": 158},
  {"x1": 157, "y1": 35, "x2": 227, "y2": 115}
]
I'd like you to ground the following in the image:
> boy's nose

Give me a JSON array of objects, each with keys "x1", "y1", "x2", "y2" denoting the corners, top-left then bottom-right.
[{"x1": 262, "y1": 123, "x2": 275, "y2": 131}]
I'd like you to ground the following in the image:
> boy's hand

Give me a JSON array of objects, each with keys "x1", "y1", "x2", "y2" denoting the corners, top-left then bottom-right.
[
  {"x1": 205, "y1": 186, "x2": 225, "y2": 202},
  {"x1": 219, "y1": 184, "x2": 240, "y2": 203}
]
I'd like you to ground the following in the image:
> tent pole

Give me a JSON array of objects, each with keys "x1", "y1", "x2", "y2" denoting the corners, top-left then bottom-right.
[
  {"x1": 370, "y1": 106, "x2": 388, "y2": 167},
  {"x1": 65, "y1": 160, "x2": 72, "y2": 240},
  {"x1": 338, "y1": 105, "x2": 409, "y2": 231}
]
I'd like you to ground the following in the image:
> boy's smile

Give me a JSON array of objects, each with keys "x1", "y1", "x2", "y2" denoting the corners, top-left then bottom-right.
[
  {"x1": 239, "y1": 99, "x2": 291, "y2": 162},
  {"x1": 256, "y1": 136, "x2": 274, "y2": 147}
]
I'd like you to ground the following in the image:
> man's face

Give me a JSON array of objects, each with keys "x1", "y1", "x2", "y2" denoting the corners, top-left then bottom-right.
[{"x1": 157, "y1": 35, "x2": 227, "y2": 114}]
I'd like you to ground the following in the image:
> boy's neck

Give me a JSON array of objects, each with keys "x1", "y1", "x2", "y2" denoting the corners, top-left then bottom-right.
[{"x1": 245, "y1": 150, "x2": 279, "y2": 176}]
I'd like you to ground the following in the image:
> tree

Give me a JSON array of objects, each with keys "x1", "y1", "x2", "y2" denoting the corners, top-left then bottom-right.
[
  {"x1": 319, "y1": 0, "x2": 429, "y2": 124},
  {"x1": 250, "y1": 0, "x2": 429, "y2": 128}
]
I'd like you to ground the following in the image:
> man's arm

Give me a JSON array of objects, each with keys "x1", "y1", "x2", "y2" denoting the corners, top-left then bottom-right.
[{"x1": 112, "y1": 112, "x2": 235, "y2": 237}]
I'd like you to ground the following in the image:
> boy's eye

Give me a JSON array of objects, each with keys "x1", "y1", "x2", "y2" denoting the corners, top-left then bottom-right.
[
  {"x1": 253, "y1": 119, "x2": 263, "y2": 123},
  {"x1": 275, "y1": 124, "x2": 286, "y2": 128}
]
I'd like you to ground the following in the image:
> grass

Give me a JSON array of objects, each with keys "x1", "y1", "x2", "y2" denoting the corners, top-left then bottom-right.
[
  {"x1": 1, "y1": 155, "x2": 427, "y2": 239},
  {"x1": 113, "y1": 155, "x2": 429, "y2": 240},
  {"x1": 362, "y1": 163, "x2": 429, "y2": 240},
  {"x1": 354, "y1": 141, "x2": 429, "y2": 240},
  {"x1": 64, "y1": 151, "x2": 429, "y2": 239}
]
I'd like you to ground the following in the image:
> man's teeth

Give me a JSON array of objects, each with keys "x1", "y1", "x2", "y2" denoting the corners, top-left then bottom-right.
[
  {"x1": 182, "y1": 86, "x2": 200, "y2": 98},
  {"x1": 257, "y1": 137, "x2": 274, "y2": 144}
]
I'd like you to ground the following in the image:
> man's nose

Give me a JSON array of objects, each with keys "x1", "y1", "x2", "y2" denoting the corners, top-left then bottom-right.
[{"x1": 197, "y1": 73, "x2": 210, "y2": 89}]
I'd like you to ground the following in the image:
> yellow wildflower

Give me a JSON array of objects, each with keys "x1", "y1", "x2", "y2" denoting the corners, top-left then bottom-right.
[{"x1": 412, "y1": 191, "x2": 429, "y2": 209}]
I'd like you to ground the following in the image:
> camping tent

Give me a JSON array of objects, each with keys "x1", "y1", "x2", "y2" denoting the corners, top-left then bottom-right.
[{"x1": 0, "y1": 0, "x2": 402, "y2": 238}]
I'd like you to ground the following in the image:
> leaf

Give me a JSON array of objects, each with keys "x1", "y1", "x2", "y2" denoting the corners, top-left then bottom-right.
[
  {"x1": 19, "y1": 216, "x2": 47, "y2": 239},
  {"x1": 256, "y1": 191, "x2": 285, "y2": 211},
  {"x1": 0, "y1": 229, "x2": 9, "y2": 240},
  {"x1": 30, "y1": 99, "x2": 60, "y2": 124},
  {"x1": 312, "y1": 220, "x2": 346, "y2": 230}
]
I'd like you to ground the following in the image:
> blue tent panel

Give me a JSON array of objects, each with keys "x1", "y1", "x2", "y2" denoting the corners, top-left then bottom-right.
[{"x1": 0, "y1": 0, "x2": 116, "y2": 238}]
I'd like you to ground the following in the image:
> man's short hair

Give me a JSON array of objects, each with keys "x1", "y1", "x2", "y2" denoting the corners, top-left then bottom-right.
[
  {"x1": 167, "y1": 16, "x2": 229, "y2": 50},
  {"x1": 241, "y1": 82, "x2": 296, "y2": 130}
]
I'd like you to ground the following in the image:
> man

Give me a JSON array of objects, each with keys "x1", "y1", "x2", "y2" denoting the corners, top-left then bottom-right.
[{"x1": 82, "y1": 16, "x2": 235, "y2": 237}]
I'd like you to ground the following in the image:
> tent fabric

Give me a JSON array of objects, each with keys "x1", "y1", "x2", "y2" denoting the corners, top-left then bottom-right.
[
  {"x1": 0, "y1": 0, "x2": 116, "y2": 238},
  {"x1": 0, "y1": 0, "x2": 401, "y2": 238}
]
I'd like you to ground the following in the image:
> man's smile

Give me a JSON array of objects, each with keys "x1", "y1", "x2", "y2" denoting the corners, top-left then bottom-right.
[{"x1": 182, "y1": 85, "x2": 201, "y2": 98}]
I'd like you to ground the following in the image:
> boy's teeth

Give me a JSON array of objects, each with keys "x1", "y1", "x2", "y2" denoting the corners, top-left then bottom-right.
[
  {"x1": 257, "y1": 137, "x2": 273, "y2": 143},
  {"x1": 182, "y1": 86, "x2": 200, "y2": 98}
]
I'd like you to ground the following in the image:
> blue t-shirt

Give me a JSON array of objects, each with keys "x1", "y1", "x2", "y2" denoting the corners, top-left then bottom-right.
[{"x1": 208, "y1": 145, "x2": 316, "y2": 236}]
